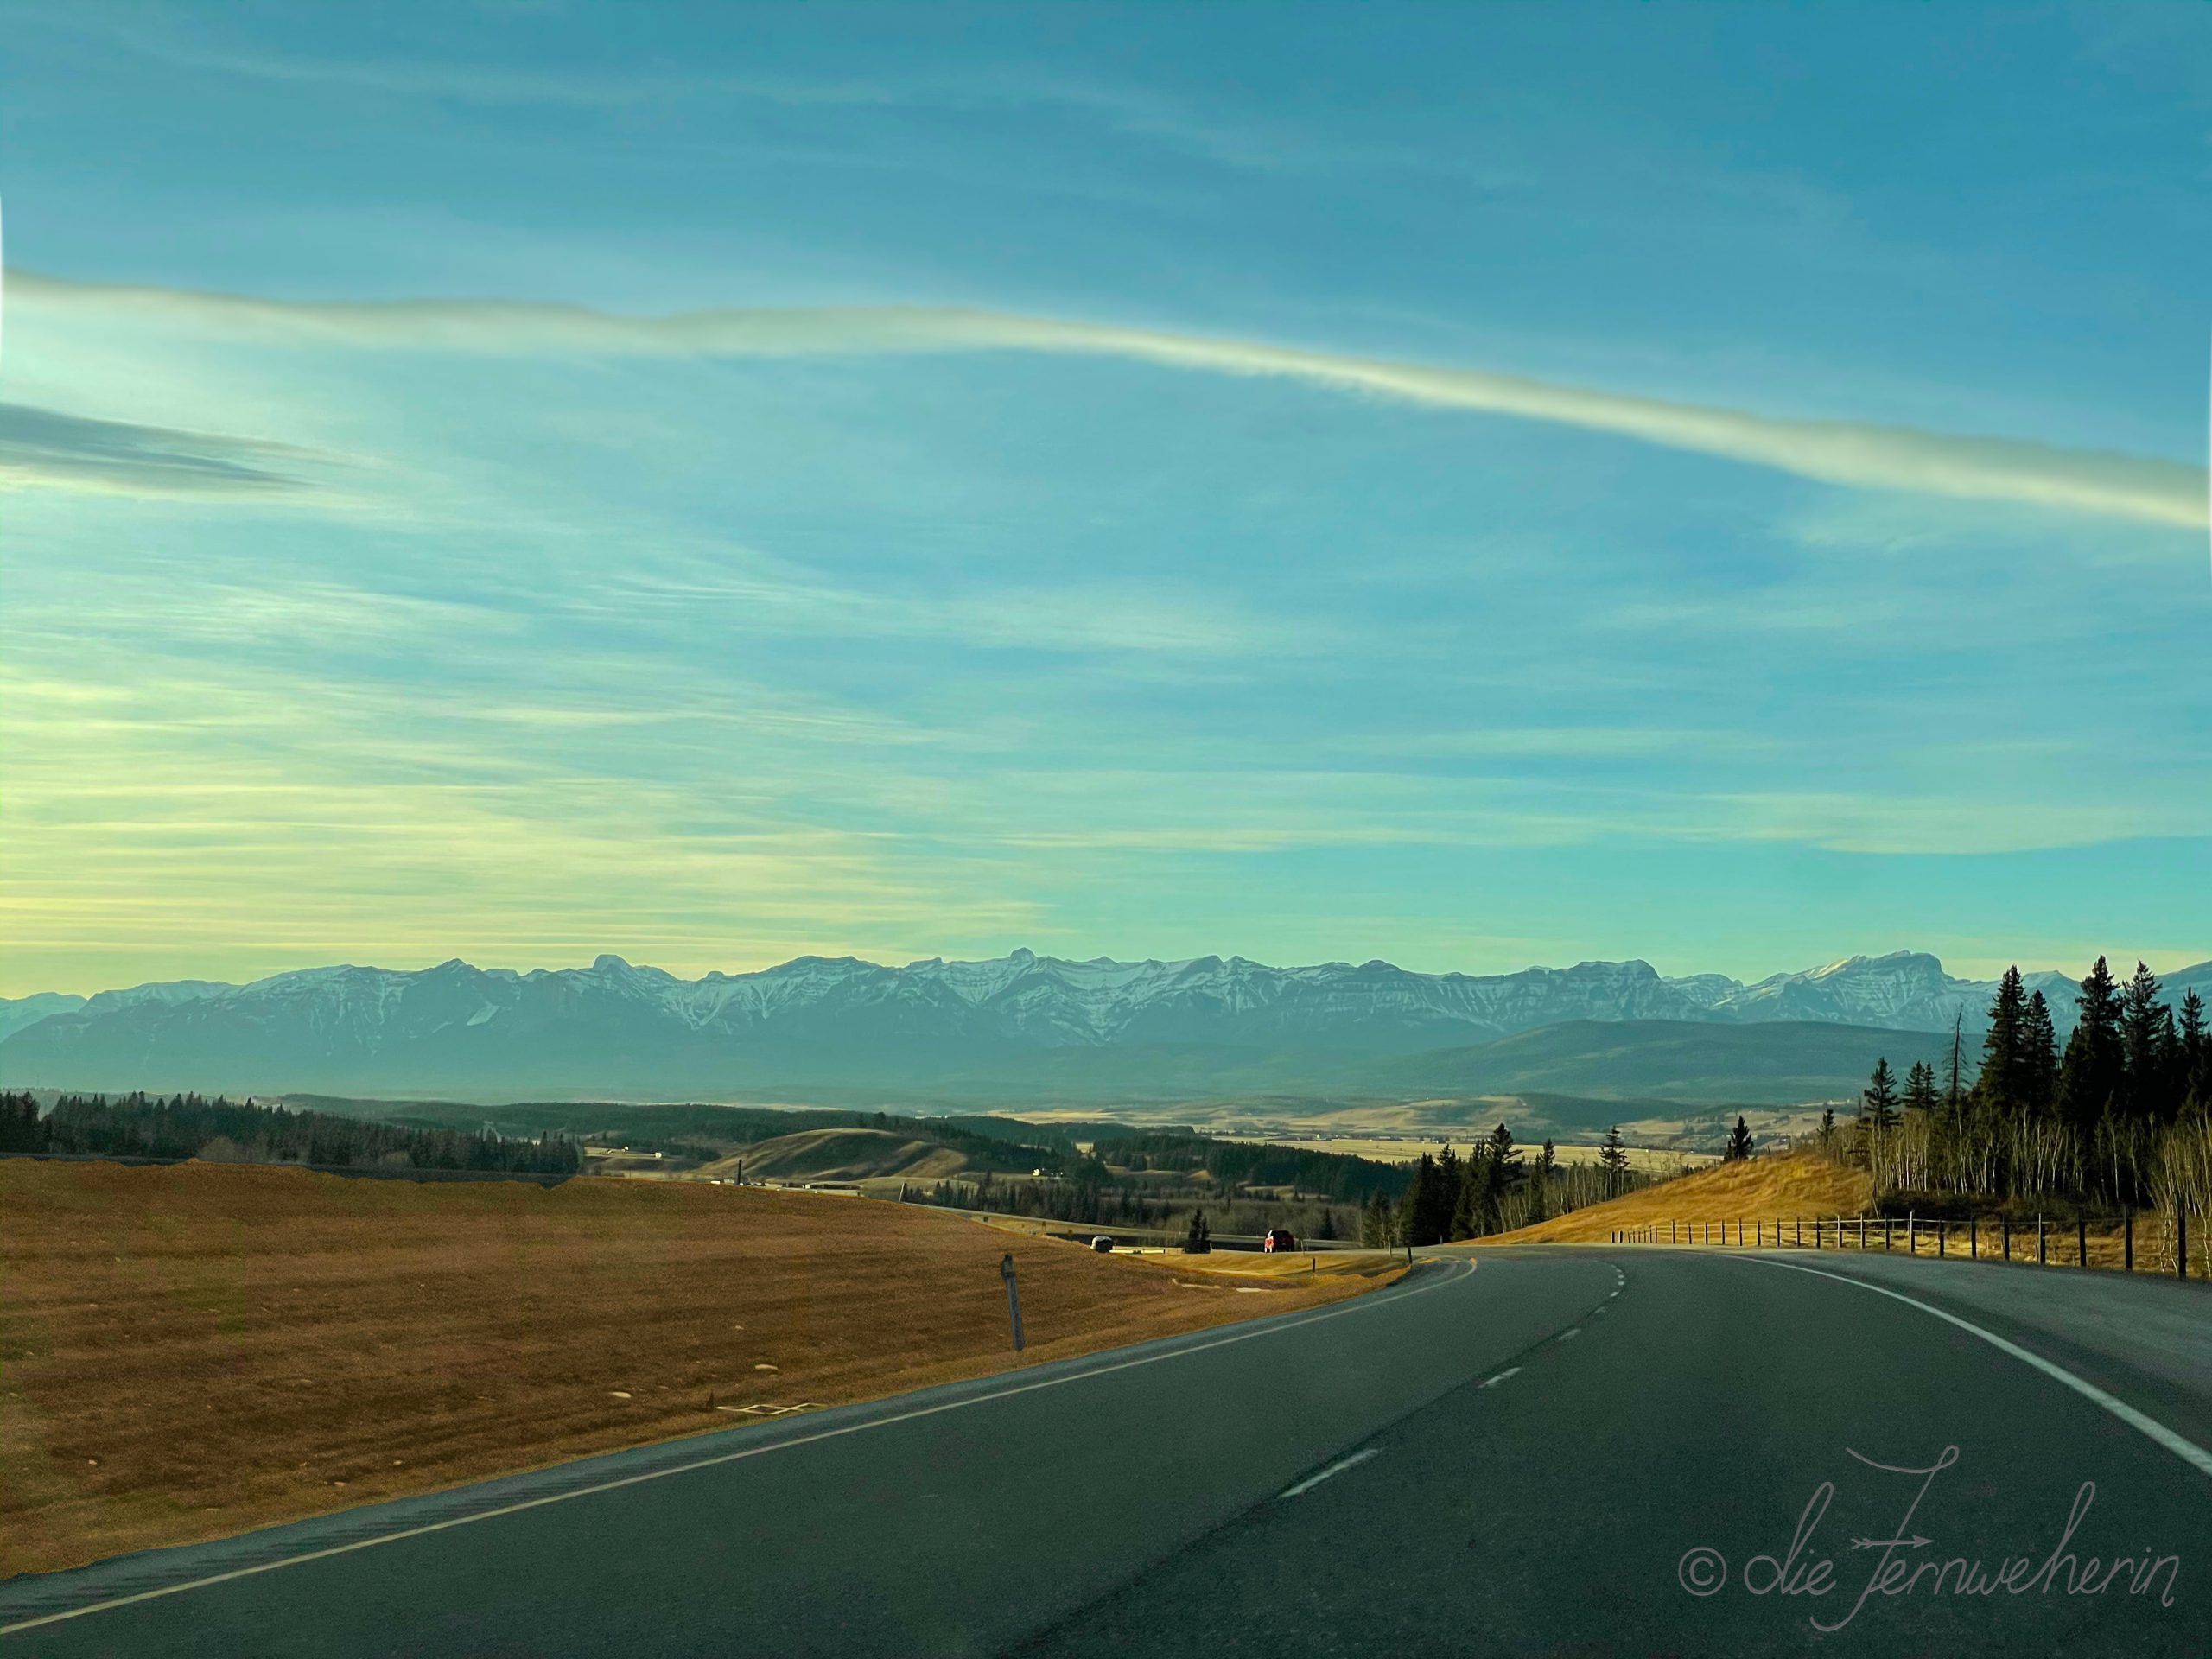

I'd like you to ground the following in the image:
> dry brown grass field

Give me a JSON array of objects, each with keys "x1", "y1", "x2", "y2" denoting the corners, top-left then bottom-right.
[{"x1": 0, "y1": 1160, "x2": 1384, "y2": 1578}]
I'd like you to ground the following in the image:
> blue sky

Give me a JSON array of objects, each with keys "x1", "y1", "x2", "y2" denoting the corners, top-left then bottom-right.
[{"x1": 1, "y1": 1, "x2": 2206, "y2": 993}]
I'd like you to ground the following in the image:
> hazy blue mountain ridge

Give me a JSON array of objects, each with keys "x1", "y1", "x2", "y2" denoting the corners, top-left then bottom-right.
[{"x1": 2, "y1": 948, "x2": 2202, "y2": 1106}]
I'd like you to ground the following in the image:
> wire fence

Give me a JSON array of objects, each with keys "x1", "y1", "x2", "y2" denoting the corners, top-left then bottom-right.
[{"x1": 1610, "y1": 1208, "x2": 2198, "y2": 1278}]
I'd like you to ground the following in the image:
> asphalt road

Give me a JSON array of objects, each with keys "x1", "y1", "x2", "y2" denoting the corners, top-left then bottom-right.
[{"x1": 4, "y1": 1248, "x2": 2208, "y2": 1657}]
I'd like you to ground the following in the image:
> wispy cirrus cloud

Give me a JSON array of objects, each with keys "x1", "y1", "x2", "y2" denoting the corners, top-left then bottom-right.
[
  {"x1": 10, "y1": 271, "x2": 2202, "y2": 531},
  {"x1": 0, "y1": 399, "x2": 326, "y2": 499}
]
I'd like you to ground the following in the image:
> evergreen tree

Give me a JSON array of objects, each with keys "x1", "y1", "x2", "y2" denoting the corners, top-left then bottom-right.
[
  {"x1": 1524, "y1": 1147, "x2": 1551, "y2": 1226},
  {"x1": 2021, "y1": 991, "x2": 2060, "y2": 1115},
  {"x1": 2057, "y1": 957, "x2": 2124, "y2": 1135},
  {"x1": 2120, "y1": 961, "x2": 2177, "y2": 1119},
  {"x1": 1903, "y1": 1060, "x2": 1939, "y2": 1114},
  {"x1": 1978, "y1": 968, "x2": 2026, "y2": 1109},
  {"x1": 1435, "y1": 1143, "x2": 1465, "y2": 1239},
  {"x1": 1598, "y1": 1126, "x2": 1630, "y2": 1196},
  {"x1": 1184, "y1": 1208, "x2": 1211, "y2": 1254},
  {"x1": 1448, "y1": 1157, "x2": 1479, "y2": 1240},
  {"x1": 1819, "y1": 1106, "x2": 1836, "y2": 1145},
  {"x1": 0, "y1": 1093, "x2": 44, "y2": 1153},
  {"x1": 1359, "y1": 1191, "x2": 1389, "y2": 1247},
  {"x1": 1399, "y1": 1153, "x2": 1453, "y2": 1247},
  {"x1": 1485, "y1": 1122, "x2": 1522, "y2": 1184},
  {"x1": 2181, "y1": 988, "x2": 2210, "y2": 1106},
  {"x1": 1481, "y1": 1122, "x2": 1519, "y2": 1225},
  {"x1": 1861, "y1": 1058, "x2": 1900, "y2": 1131},
  {"x1": 1725, "y1": 1116, "x2": 1754, "y2": 1160}
]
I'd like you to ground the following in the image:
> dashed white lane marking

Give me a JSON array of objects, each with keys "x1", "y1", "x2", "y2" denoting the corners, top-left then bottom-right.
[
  {"x1": 1277, "y1": 1447, "x2": 1381, "y2": 1499},
  {"x1": 1729, "y1": 1256, "x2": 2212, "y2": 1484},
  {"x1": 1591, "y1": 1306, "x2": 1607, "y2": 1316},
  {"x1": 1558, "y1": 1327, "x2": 1581, "y2": 1341},
  {"x1": 1607, "y1": 1289, "x2": 1620, "y2": 1299},
  {"x1": 1479, "y1": 1367, "x2": 1522, "y2": 1389},
  {"x1": 0, "y1": 1260, "x2": 1483, "y2": 1636}
]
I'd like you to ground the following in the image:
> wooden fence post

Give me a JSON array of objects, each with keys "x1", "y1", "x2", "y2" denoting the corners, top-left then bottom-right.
[
  {"x1": 2124, "y1": 1210, "x2": 2133, "y2": 1273},
  {"x1": 2001, "y1": 1215, "x2": 2011, "y2": 1261},
  {"x1": 1970, "y1": 1217, "x2": 1978, "y2": 1259},
  {"x1": 1907, "y1": 1213, "x2": 1916, "y2": 1255},
  {"x1": 2037, "y1": 1214, "x2": 2046, "y2": 1266},
  {"x1": 2077, "y1": 1216, "x2": 2087, "y2": 1268},
  {"x1": 2179, "y1": 1208, "x2": 2188, "y2": 1280}
]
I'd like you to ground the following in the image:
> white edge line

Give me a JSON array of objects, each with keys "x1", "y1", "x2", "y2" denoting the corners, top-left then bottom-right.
[
  {"x1": 1730, "y1": 1255, "x2": 2212, "y2": 1481},
  {"x1": 1275, "y1": 1446, "x2": 1381, "y2": 1499},
  {"x1": 1558, "y1": 1327, "x2": 1580, "y2": 1340},
  {"x1": 3, "y1": 1258, "x2": 1478, "y2": 1635},
  {"x1": 1478, "y1": 1367, "x2": 1522, "y2": 1389}
]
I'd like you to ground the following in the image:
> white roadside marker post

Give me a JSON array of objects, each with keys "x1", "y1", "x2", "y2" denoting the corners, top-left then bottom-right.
[{"x1": 1001, "y1": 1252, "x2": 1025, "y2": 1353}]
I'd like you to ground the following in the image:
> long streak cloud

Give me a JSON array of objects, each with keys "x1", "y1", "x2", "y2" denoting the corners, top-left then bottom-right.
[{"x1": 9, "y1": 270, "x2": 2202, "y2": 529}]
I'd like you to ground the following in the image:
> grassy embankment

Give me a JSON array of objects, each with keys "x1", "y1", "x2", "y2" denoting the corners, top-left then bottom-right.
[
  {"x1": 1480, "y1": 1149, "x2": 2170, "y2": 1270},
  {"x1": 1483, "y1": 1150, "x2": 1875, "y2": 1243},
  {"x1": 1, "y1": 1159, "x2": 1395, "y2": 1578}
]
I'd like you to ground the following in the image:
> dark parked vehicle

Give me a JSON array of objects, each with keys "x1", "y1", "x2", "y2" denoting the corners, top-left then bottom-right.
[
  {"x1": 1090, "y1": 1236, "x2": 1115, "y2": 1253},
  {"x1": 1262, "y1": 1229, "x2": 1297, "y2": 1253}
]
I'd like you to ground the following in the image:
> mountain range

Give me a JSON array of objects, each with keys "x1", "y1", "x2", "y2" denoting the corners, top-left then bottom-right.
[{"x1": 4, "y1": 948, "x2": 2205, "y2": 1115}]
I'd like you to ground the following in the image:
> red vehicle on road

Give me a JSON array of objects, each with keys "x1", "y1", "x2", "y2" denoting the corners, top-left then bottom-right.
[{"x1": 1262, "y1": 1229, "x2": 1297, "y2": 1253}]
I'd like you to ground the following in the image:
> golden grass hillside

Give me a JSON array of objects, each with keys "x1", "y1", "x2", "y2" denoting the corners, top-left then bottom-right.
[
  {"x1": 0, "y1": 1160, "x2": 1380, "y2": 1577},
  {"x1": 1481, "y1": 1149, "x2": 1874, "y2": 1244},
  {"x1": 695, "y1": 1126, "x2": 972, "y2": 1182}
]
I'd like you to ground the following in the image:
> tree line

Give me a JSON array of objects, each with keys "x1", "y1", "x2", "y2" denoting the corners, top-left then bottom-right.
[
  {"x1": 0, "y1": 1092, "x2": 582, "y2": 1174},
  {"x1": 1359, "y1": 1124, "x2": 1659, "y2": 1246},
  {"x1": 1847, "y1": 957, "x2": 2211, "y2": 1230},
  {"x1": 1081, "y1": 1131, "x2": 1417, "y2": 1204}
]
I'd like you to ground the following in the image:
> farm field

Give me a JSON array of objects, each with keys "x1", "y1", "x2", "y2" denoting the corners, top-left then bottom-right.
[{"x1": 0, "y1": 1159, "x2": 1381, "y2": 1578}]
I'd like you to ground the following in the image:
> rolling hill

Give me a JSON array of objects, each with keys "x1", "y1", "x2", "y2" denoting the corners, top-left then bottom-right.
[{"x1": 698, "y1": 1128, "x2": 976, "y2": 1183}]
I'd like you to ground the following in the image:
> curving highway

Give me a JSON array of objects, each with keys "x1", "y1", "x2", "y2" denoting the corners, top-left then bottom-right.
[{"x1": 3, "y1": 1248, "x2": 2208, "y2": 1657}]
